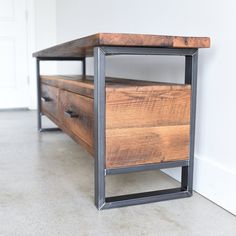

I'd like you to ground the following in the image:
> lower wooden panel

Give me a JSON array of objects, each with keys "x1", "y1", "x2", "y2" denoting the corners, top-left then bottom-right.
[{"x1": 106, "y1": 125, "x2": 190, "y2": 168}]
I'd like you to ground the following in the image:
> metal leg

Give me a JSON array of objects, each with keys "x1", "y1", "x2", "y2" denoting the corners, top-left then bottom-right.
[
  {"x1": 36, "y1": 48, "x2": 198, "y2": 210},
  {"x1": 36, "y1": 58, "x2": 42, "y2": 131},
  {"x1": 181, "y1": 51, "x2": 198, "y2": 193},
  {"x1": 94, "y1": 47, "x2": 106, "y2": 209},
  {"x1": 92, "y1": 47, "x2": 198, "y2": 210},
  {"x1": 82, "y1": 57, "x2": 86, "y2": 76},
  {"x1": 103, "y1": 188, "x2": 191, "y2": 209}
]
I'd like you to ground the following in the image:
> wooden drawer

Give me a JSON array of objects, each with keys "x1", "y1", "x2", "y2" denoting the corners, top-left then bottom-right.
[
  {"x1": 41, "y1": 75, "x2": 191, "y2": 169},
  {"x1": 59, "y1": 89, "x2": 94, "y2": 149},
  {"x1": 105, "y1": 84, "x2": 191, "y2": 168},
  {"x1": 41, "y1": 83, "x2": 59, "y2": 118}
]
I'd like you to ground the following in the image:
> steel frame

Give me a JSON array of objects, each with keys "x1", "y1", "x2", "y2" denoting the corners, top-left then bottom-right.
[
  {"x1": 36, "y1": 47, "x2": 198, "y2": 210},
  {"x1": 36, "y1": 57, "x2": 86, "y2": 132},
  {"x1": 93, "y1": 46, "x2": 198, "y2": 210}
]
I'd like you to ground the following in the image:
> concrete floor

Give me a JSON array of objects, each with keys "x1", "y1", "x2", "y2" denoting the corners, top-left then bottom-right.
[{"x1": 0, "y1": 111, "x2": 235, "y2": 236}]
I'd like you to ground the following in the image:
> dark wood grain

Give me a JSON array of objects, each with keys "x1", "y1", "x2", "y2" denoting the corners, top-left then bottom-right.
[
  {"x1": 99, "y1": 33, "x2": 210, "y2": 48},
  {"x1": 41, "y1": 84, "x2": 59, "y2": 118},
  {"x1": 59, "y1": 89, "x2": 94, "y2": 148},
  {"x1": 41, "y1": 75, "x2": 94, "y2": 98},
  {"x1": 33, "y1": 33, "x2": 210, "y2": 57}
]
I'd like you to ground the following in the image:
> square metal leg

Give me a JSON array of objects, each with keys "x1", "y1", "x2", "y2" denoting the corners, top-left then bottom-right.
[
  {"x1": 94, "y1": 47, "x2": 106, "y2": 209},
  {"x1": 94, "y1": 46, "x2": 198, "y2": 210},
  {"x1": 181, "y1": 52, "x2": 198, "y2": 193},
  {"x1": 36, "y1": 58, "x2": 42, "y2": 131}
]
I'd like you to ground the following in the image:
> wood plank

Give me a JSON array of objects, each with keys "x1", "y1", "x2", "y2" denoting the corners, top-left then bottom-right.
[
  {"x1": 33, "y1": 33, "x2": 210, "y2": 58},
  {"x1": 106, "y1": 84, "x2": 190, "y2": 129},
  {"x1": 41, "y1": 75, "x2": 94, "y2": 98},
  {"x1": 41, "y1": 75, "x2": 186, "y2": 89},
  {"x1": 99, "y1": 33, "x2": 210, "y2": 49},
  {"x1": 41, "y1": 75, "x2": 190, "y2": 100},
  {"x1": 106, "y1": 125, "x2": 190, "y2": 168}
]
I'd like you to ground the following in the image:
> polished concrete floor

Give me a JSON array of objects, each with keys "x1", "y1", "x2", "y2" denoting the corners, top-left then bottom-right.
[{"x1": 0, "y1": 110, "x2": 235, "y2": 236}]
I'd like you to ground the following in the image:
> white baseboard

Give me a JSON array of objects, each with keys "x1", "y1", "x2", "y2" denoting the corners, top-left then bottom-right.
[{"x1": 162, "y1": 156, "x2": 236, "y2": 215}]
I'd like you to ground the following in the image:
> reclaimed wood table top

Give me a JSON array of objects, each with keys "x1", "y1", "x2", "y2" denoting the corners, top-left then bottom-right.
[{"x1": 33, "y1": 33, "x2": 210, "y2": 58}]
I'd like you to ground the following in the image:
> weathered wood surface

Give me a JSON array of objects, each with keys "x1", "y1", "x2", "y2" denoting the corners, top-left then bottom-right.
[
  {"x1": 42, "y1": 75, "x2": 190, "y2": 128},
  {"x1": 42, "y1": 75, "x2": 94, "y2": 98},
  {"x1": 41, "y1": 76, "x2": 191, "y2": 168},
  {"x1": 105, "y1": 81, "x2": 191, "y2": 168},
  {"x1": 106, "y1": 85, "x2": 190, "y2": 129},
  {"x1": 33, "y1": 33, "x2": 210, "y2": 57},
  {"x1": 106, "y1": 125, "x2": 190, "y2": 168},
  {"x1": 41, "y1": 84, "x2": 59, "y2": 118},
  {"x1": 59, "y1": 89, "x2": 94, "y2": 147}
]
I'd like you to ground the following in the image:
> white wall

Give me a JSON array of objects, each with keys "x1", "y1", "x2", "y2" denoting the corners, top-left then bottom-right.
[
  {"x1": 55, "y1": 0, "x2": 236, "y2": 214},
  {"x1": 34, "y1": 0, "x2": 57, "y2": 62},
  {"x1": 28, "y1": 0, "x2": 57, "y2": 109}
]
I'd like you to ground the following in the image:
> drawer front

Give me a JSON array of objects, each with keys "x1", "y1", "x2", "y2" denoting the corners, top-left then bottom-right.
[
  {"x1": 41, "y1": 83, "x2": 59, "y2": 118},
  {"x1": 59, "y1": 90, "x2": 94, "y2": 147},
  {"x1": 106, "y1": 125, "x2": 190, "y2": 168},
  {"x1": 106, "y1": 85, "x2": 191, "y2": 129},
  {"x1": 105, "y1": 85, "x2": 191, "y2": 168}
]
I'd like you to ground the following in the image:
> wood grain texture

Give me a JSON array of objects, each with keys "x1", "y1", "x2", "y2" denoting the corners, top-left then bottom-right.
[
  {"x1": 40, "y1": 75, "x2": 191, "y2": 168},
  {"x1": 41, "y1": 84, "x2": 59, "y2": 118},
  {"x1": 106, "y1": 125, "x2": 190, "y2": 168},
  {"x1": 105, "y1": 82, "x2": 191, "y2": 168},
  {"x1": 33, "y1": 33, "x2": 210, "y2": 57},
  {"x1": 99, "y1": 33, "x2": 210, "y2": 49},
  {"x1": 59, "y1": 90, "x2": 94, "y2": 148},
  {"x1": 41, "y1": 75, "x2": 94, "y2": 98},
  {"x1": 41, "y1": 75, "x2": 190, "y2": 128},
  {"x1": 106, "y1": 85, "x2": 190, "y2": 129}
]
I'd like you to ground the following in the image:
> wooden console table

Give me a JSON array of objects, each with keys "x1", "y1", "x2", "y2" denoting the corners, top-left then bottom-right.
[{"x1": 33, "y1": 33, "x2": 210, "y2": 210}]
